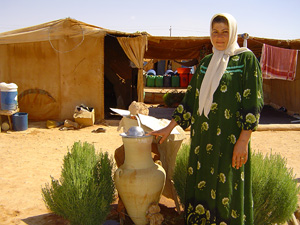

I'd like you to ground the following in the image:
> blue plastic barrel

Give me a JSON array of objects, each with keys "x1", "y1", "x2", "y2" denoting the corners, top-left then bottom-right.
[
  {"x1": 1, "y1": 91, "x2": 18, "y2": 110},
  {"x1": 12, "y1": 112, "x2": 28, "y2": 131}
]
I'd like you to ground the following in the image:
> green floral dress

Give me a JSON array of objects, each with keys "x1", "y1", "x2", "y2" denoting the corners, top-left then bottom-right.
[{"x1": 173, "y1": 51, "x2": 264, "y2": 225}]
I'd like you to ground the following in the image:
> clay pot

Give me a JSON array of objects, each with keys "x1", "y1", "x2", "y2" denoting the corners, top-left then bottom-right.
[{"x1": 114, "y1": 135, "x2": 166, "y2": 225}]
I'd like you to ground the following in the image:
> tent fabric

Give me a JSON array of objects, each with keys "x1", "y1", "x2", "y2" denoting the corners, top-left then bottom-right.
[
  {"x1": 117, "y1": 35, "x2": 148, "y2": 102},
  {"x1": 0, "y1": 18, "x2": 106, "y2": 120},
  {"x1": 0, "y1": 18, "x2": 105, "y2": 44},
  {"x1": 145, "y1": 36, "x2": 212, "y2": 60},
  {"x1": 0, "y1": 18, "x2": 146, "y2": 120},
  {"x1": 262, "y1": 53, "x2": 300, "y2": 115},
  {"x1": 104, "y1": 36, "x2": 138, "y2": 109},
  {"x1": 145, "y1": 35, "x2": 300, "y2": 61},
  {"x1": 260, "y1": 44, "x2": 298, "y2": 81},
  {"x1": 0, "y1": 18, "x2": 140, "y2": 44}
]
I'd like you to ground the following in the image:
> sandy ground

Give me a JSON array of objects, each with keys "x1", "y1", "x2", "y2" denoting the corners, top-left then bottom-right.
[{"x1": 0, "y1": 119, "x2": 299, "y2": 225}]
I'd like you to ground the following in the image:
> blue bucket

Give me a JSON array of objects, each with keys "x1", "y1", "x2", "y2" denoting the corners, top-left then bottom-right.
[
  {"x1": 0, "y1": 82, "x2": 18, "y2": 111},
  {"x1": 1, "y1": 91, "x2": 18, "y2": 110},
  {"x1": 12, "y1": 112, "x2": 28, "y2": 131}
]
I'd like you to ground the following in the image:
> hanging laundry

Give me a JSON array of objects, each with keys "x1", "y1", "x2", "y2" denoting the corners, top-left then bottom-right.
[{"x1": 260, "y1": 44, "x2": 298, "y2": 81}]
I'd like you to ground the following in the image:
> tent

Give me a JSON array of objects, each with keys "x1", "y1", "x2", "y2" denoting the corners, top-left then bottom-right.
[
  {"x1": 1, "y1": 18, "x2": 299, "y2": 121},
  {"x1": 145, "y1": 35, "x2": 300, "y2": 115},
  {"x1": 0, "y1": 18, "x2": 147, "y2": 121}
]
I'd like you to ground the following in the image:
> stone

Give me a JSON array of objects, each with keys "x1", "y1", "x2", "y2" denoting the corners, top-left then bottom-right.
[{"x1": 128, "y1": 101, "x2": 149, "y2": 116}]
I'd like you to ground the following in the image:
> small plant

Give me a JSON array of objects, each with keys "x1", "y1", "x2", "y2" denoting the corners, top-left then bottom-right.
[
  {"x1": 252, "y1": 151, "x2": 299, "y2": 225},
  {"x1": 163, "y1": 91, "x2": 185, "y2": 107},
  {"x1": 173, "y1": 144, "x2": 299, "y2": 224},
  {"x1": 42, "y1": 141, "x2": 115, "y2": 225},
  {"x1": 173, "y1": 143, "x2": 190, "y2": 207}
]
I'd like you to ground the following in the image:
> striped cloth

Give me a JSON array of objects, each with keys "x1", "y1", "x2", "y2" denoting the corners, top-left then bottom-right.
[{"x1": 260, "y1": 44, "x2": 298, "y2": 81}]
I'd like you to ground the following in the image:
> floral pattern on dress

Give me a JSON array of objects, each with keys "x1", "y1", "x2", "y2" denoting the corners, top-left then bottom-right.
[
  {"x1": 201, "y1": 122, "x2": 209, "y2": 132},
  {"x1": 173, "y1": 52, "x2": 263, "y2": 224}
]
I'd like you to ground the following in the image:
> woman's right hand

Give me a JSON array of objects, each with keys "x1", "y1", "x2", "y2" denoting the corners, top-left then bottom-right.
[{"x1": 147, "y1": 119, "x2": 178, "y2": 144}]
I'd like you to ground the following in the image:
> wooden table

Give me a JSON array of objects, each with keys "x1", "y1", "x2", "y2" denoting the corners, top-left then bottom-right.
[{"x1": 0, "y1": 108, "x2": 19, "y2": 130}]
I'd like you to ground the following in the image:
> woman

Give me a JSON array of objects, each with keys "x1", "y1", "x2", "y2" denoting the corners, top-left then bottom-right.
[{"x1": 150, "y1": 13, "x2": 263, "y2": 224}]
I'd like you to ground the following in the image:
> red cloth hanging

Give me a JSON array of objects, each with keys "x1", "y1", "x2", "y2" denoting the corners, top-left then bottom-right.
[{"x1": 260, "y1": 44, "x2": 298, "y2": 81}]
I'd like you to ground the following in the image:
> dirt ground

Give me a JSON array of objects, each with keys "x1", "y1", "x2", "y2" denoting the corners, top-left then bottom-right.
[{"x1": 0, "y1": 117, "x2": 300, "y2": 225}]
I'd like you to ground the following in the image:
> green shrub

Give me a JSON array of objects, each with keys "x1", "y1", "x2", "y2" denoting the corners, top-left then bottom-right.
[
  {"x1": 173, "y1": 143, "x2": 190, "y2": 206},
  {"x1": 42, "y1": 141, "x2": 115, "y2": 225},
  {"x1": 252, "y1": 151, "x2": 299, "y2": 225},
  {"x1": 173, "y1": 144, "x2": 299, "y2": 224},
  {"x1": 163, "y1": 91, "x2": 185, "y2": 107}
]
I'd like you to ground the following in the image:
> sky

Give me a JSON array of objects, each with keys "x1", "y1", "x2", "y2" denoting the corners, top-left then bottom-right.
[{"x1": 0, "y1": 0, "x2": 300, "y2": 40}]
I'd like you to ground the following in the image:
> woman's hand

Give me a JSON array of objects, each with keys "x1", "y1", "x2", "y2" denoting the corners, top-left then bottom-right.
[
  {"x1": 232, "y1": 130, "x2": 252, "y2": 169},
  {"x1": 147, "y1": 119, "x2": 178, "y2": 144}
]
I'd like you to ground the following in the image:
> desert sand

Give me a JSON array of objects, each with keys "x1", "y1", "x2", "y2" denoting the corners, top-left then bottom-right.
[{"x1": 0, "y1": 118, "x2": 299, "y2": 225}]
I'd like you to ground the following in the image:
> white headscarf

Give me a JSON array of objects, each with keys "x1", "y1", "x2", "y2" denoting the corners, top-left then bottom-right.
[{"x1": 198, "y1": 13, "x2": 249, "y2": 117}]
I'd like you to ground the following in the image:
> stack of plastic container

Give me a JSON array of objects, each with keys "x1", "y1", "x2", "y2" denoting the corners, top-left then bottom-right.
[
  {"x1": 177, "y1": 68, "x2": 191, "y2": 88},
  {"x1": 145, "y1": 69, "x2": 194, "y2": 88},
  {"x1": 163, "y1": 70, "x2": 173, "y2": 87},
  {"x1": 155, "y1": 75, "x2": 163, "y2": 87},
  {"x1": 171, "y1": 72, "x2": 180, "y2": 87},
  {"x1": 146, "y1": 70, "x2": 156, "y2": 87},
  {"x1": 163, "y1": 75, "x2": 171, "y2": 87}
]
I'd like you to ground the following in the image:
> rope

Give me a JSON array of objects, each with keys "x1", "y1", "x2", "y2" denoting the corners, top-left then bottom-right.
[{"x1": 48, "y1": 21, "x2": 85, "y2": 53}]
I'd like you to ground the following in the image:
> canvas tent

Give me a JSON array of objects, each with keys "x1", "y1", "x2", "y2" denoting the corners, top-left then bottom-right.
[
  {"x1": 145, "y1": 35, "x2": 300, "y2": 114},
  {"x1": 1, "y1": 18, "x2": 299, "y2": 122},
  {"x1": 0, "y1": 18, "x2": 148, "y2": 121}
]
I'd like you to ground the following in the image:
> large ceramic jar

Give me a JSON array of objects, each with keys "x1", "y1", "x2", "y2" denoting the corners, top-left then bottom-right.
[{"x1": 114, "y1": 134, "x2": 166, "y2": 225}]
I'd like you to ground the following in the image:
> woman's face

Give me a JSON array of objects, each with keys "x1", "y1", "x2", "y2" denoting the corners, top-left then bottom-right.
[{"x1": 211, "y1": 22, "x2": 229, "y2": 51}]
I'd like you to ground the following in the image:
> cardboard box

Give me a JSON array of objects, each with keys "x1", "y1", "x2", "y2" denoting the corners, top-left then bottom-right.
[{"x1": 73, "y1": 108, "x2": 95, "y2": 126}]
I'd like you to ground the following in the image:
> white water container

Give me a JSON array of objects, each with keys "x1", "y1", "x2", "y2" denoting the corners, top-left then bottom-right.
[{"x1": 0, "y1": 82, "x2": 18, "y2": 111}]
